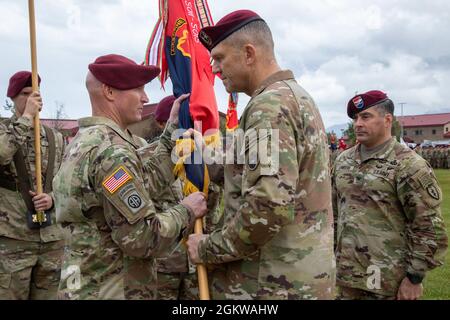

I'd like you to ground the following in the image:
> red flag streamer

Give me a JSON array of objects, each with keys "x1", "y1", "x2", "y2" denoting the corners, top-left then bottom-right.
[{"x1": 226, "y1": 92, "x2": 239, "y2": 131}]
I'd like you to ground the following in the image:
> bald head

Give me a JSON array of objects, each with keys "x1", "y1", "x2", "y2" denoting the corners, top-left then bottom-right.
[
  {"x1": 85, "y1": 71, "x2": 112, "y2": 117},
  {"x1": 86, "y1": 71, "x2": 103, "y2": 94}
]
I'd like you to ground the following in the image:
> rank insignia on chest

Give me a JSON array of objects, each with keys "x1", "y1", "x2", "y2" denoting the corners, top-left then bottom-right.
[{"x1": 103, "y1": 166, "x2": 133, "y2": 194}]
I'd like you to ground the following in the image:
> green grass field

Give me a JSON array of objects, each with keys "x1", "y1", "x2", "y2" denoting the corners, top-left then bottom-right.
[{"x1": 423, "y1": 169, "x2": 450, "y2": 300}]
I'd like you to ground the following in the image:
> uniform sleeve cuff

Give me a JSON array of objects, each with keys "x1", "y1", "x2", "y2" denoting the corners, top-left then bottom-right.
[
  {"x1": 178, "y1": 204, "x2": 196, "y2": 237},
  {"x1": 16, "y1": 115, "x2": 33, "y2": 128},
  {"x1": 406, "y1": 266, "x2": 426, "y2": 278},
  {"x1": 198, "y1": 236, "x2": 209, "y2": 263}
]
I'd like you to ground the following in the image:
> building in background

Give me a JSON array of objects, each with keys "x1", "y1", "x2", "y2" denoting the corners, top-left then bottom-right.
[
  {"x1": 40, "y1": 118, "x2": 78, "y2": 143},
  {"x1": 1, "y1": 117, "x2": 79, "y2": 144},
  {"x1": 2, "y1": 105, "x2": 226, "y2": 144},
  {"x1": 398, "y1": 113, "x2": 450, "y2": 144}
]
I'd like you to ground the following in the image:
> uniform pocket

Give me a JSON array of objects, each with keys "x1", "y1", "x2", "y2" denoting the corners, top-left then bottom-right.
[{"x1": 0, "y1": 273, "x2": 11, "y2": 289}]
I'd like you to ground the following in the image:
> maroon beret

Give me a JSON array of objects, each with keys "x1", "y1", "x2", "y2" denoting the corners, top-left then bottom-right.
[
  {"x1": 88, "y1": 54, "x2": 160, "y2": 90},
  {"x1": 199, "y1": 10, "x2": 265, "y2": 51},
  {"x1": 155, "y1": 95, "x2": 176, "y2": 122},
  {"x1": 7, "y1": 71, "x2": 41, "y2": 98},
  {"x1": 347, "y1": 90, "x2": 389, "y2": 119}
]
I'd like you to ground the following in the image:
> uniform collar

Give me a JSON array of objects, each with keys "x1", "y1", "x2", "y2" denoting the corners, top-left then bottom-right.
[
  {"x1": 10, "y1": 113, "x2": 45, "y2": 137},
  {"x1": 355, "y1": 137, "x2": 397, "y2": 163},
  {"x1": 78, "y1": 116, "x2": 138, "y2": 147},
  {"x1": 252, "y1": 70, "x2": 295, "y2": 98}
]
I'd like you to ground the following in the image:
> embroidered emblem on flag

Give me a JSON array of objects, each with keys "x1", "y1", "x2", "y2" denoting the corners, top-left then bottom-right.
[{"x1": 103, "y1": 166, "x2": 132, "y2": 194}]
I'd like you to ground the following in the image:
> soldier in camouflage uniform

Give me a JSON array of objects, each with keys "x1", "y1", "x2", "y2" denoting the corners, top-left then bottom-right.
[
  {"x1": 427, "y1": 147, "x2": 434, "y2": 167},
  {"x1": 436, "y1": 146, "x2": 442, "y2": 169},
  {"x1": 446, "y1": 146, "x2": 450, "y2": 169},
  {"x1": 431, "y1": 147, "x2": 438, "y2": 169},
  {"x1": 0, "y1": 71, "x2": 65, "y2": 299},
  {"x1": 421, "y1": 147, "x2": 428, "y2": 164},
  {"x1": 52, "y1": 54, "x2": 207, "y2": 300},
  {"x1": 333, "y1": 90, "x2": 448, "y2": 300},
  {"x1": 413, "y1": 145, "x2": 422, "y2": 159},
  {"x1": 440, "y1": 146, "x2": 447, "y2": 169},
  {"x1": 186, "y1": 10, "x2": 335, "y2": 300},
  {"x1": 427, "y1": 147, "x2": 433, "y2": 167}
]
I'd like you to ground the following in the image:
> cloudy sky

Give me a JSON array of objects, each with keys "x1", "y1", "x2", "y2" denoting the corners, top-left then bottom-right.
[{"x1": 1, "y1": 0, "x2": 450, "y2": 129}]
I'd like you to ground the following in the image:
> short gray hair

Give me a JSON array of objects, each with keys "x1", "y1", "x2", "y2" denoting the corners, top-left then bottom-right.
[
  {"x1": 374, "y1": 99, "x2": 395, "y2": 116},
  {"x1": 222, "y1": 20, "x2": 275, "y2": 55}
]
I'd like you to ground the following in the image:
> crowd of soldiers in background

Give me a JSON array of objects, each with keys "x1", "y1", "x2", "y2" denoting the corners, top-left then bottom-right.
[
  {"x1": 329, "y1": 139, "x2": 450, "y2": 170},
  {"x1": 415, "y1": 146, "x2": 450, "y2": 169}
]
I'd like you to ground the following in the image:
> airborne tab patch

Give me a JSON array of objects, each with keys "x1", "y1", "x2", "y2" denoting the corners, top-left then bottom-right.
[{"x1": 103, "y1": 166, "x2": 133, "y2": 194}]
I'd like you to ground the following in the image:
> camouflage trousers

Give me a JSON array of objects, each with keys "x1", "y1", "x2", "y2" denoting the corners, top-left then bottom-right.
[
  {"x1": 336, "y1": 286, "x2": 395, "y2": 300},
  {"x1": 157, "y1": 272, "x2": 199, "y2": 300},
  {"x1": 0, "y1": 236, "x2": 64, "y2": 300}
]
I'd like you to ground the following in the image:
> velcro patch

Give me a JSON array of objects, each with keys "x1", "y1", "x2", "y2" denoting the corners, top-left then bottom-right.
[
  {"x1": 121, "y1": 190, "x2": 145, "y2": 214},
  {"x1": 103, "y1": 166, "x2": 133, "y2": 194},
  {"x1": 417, "y1": 170, "x2": 434, "y2": 190},
  {"x1": 412, "y1": 168, "x2": 442, "y2": 204},
  {"x1": 427, "y1": 185, "x2": 440, "y2": 200}
]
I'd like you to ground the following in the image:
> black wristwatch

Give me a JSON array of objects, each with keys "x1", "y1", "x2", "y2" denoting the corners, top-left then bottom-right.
[{"x1": 406, "y1": 272, "x2": 424, "y2": 284}]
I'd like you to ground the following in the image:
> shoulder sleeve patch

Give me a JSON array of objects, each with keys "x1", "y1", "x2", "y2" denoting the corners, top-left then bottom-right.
[
  {"x1": 102, "y1": 166, "x2": 133, "y2": 194},
  {"x1": 409, "y1": 167, "x2": 442, "y2": 207},
  {"x1": 104, "y1": 181, "x2": 150, "y2": 225}
]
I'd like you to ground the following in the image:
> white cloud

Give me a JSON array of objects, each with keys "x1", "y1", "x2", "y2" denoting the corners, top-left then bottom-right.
[{"x1": 298, "y1": 51, "x2": 450, "y2": 127}]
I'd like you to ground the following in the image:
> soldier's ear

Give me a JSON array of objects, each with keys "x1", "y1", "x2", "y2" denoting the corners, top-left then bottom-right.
[
  {"x1": 102, "y1": 84, "x2": 114, "y2": 101},
  {"x1": 244, "y1": 44, "x2": 256, "y2": 65},
  {"x1": 385, "y1": 113, "x2": 393, "y2": 128}
]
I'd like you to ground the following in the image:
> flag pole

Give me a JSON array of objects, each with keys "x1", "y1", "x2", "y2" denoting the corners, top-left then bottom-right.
[
  {"x1": 194, "y1": 219, "x2": 210, "y2": 300},
  {"x1": 28, "y1": 0, "x2": 45, "y2": 224}
]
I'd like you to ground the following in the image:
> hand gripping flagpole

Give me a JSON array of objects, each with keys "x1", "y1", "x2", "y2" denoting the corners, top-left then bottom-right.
[{"x1": 28, "y1": 0, "x2": 46, "y2": 225}]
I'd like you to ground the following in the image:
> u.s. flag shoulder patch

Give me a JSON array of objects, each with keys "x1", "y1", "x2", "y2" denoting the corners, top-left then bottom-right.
[{"x1": 102, "y1": 166, "x2": 133, "y2": 194}]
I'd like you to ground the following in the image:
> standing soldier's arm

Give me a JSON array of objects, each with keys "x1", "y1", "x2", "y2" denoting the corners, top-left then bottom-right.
[
  {"x1": 92, "y1": 145, "x2": 201, "y2": 259},
  {"x1": 397, "y1": 160, "x2": 448, "y2": 279},
  {"x1": 0, "y1": 116, "x2": 32, "y2": 165},
  {"x1": 198, "y1": 100, "x2": 299, "y2": 263}
]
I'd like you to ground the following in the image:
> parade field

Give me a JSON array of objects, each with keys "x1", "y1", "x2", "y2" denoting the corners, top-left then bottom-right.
[{"x1": 423, "y1": 169, "x2": 450, "y2": 299}]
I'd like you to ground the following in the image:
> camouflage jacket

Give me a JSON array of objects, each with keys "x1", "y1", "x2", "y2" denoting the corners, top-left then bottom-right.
[
  {"x1": 332, "y1": 138, "x2": 448, "y2": 296},
  {"x1": 53, "y1": 117, "x2": 195, "y2": 300},
  {"x1": 198, "y1": 70, "x2": 336, "y2": 300},
  {"x1": 0, "y1": 114, "x2": 65, "y2": 242}
]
